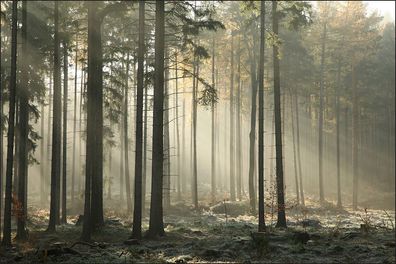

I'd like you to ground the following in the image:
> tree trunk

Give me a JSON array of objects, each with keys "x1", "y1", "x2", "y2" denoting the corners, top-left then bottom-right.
[
  {"x1": 236, "y1": 37, "x2": 242, "y2": 201},
  {"x1": 124, "y1": 52, "x2": 132, "y2": 213},
  {"x1": 147, "y1": 1, "x2": 165, "y2": 238},
  {"x1": 211, "y1": 36, "x2": 216, "y2": 202},
  {"x1": 142, "y1": 62, "x2": 148, "y2": 215},
  {"x1": 295, "y1": 94, "x2": 304, "y2": 205},
  {"x1": 163, "y1": 49, "x2": 171, "y2": 209},
  {"x1": 352, "y1": 64, "x2": 359, "y2": 210},
  {"x1": 258, "y1": 1, "x2": 266, "y2": 232},
  {"x1": 229, "y1": 33, "x2": 236, "y2": 202},
  {"x1": 16, "y1": 0, "x2": 29, "y2": 241},
  {"x1": 248, "y1": 56, "x2": 257, "y2": 214},
  {"x1": 318, "y1": 21, "x2": 327, "y2": 203},
  {"x1": 48, "y1": 1, "x2": 62, "y2": 233},
  {"x1": 132, "y1": 1, "x2": 145, "y2": 239},
  {"x1": 335, "y1": 61, "x2": 342, "y2": 208},
  {"x1": 191, "y1": 53, "x2": 198, "y2": 210},
  {"x1": 61, "y1": 40, "x2": 68, "y2": 224},
  {"x1": 82, "y1": 2, "x2": 104, "y2": 240},
  {"x1": 175, "y1": 52, "x2": 181, "y2": 200},
  {"x1": 2, "y1": 0, "x2": 18, "y2": 247},
  {"x1": 289, "y1": 88, "x2": 300, "y2": 204},
  {"x1": 273, "y1": 0, "x2": 286, "y2": 228},
  {"x1": 71, "y1": 38, "x2": 78, "y2": 209}
]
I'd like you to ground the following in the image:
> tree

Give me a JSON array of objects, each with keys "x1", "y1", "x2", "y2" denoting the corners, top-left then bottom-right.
[
  {"x1": 131, "y1": 0, "x2": 145, "y2": 239},
  {"x1": 48, "y1": 0, "x2": 62, "y2": 233},
  {"x1": 16, "y1": 0, "x2": 29, "y2": 240},
  {"x1": 272, "y1": 0, "x2": 286, "y2": 228},
  {"x1": 229, "y1": 32, "x2": 235, "y2": 202},
  {"x1": 61, "y1": 39, "x2": 68, "y2": 224},
  {"x1": 147, "y1": 0, "x2": 165, "y2": 238},
  {"x1": 2, "y1": 0, "x2": 18, "y2": 247},
  {"x1": 258, "y1": 0, "x2": 266, "y2": 232}
]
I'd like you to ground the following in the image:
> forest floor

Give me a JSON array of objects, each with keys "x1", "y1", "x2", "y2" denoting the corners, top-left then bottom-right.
[{"x1": 0, "y1": 195, "x2": 395, "y2": 264}]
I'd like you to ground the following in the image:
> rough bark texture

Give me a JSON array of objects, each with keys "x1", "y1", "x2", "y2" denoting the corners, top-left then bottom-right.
[
  {"x1": 147, "y1": 1, "x2": 165, "y2": 238},
  {"x1": 273, "y1": 0, "x2": 286, "y2": 228},
  {"x1": 48, "y1": 1, "x2": 62, "y2": 233},
  {"x1": 132, "y1": 1, "x2": 145, "y2": 239},
  {"x1": 258, "y1": 0, "x2": 266, "y2": 232},
  {"x1": 61, "y1": 40, "x2": 68, "y2": 224},
  {"x1": 2, "y1": 0, "x2": 18, "y2": 247}
]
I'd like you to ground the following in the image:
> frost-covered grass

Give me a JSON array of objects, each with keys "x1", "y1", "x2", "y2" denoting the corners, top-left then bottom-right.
[{"x1": 1, "y1": 196, "x2": 394, "y2": 263}]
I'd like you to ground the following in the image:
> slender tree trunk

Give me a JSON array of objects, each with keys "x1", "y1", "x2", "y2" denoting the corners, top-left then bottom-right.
[
  {"x1": 0, "y1": 2, "x2": 3, "y2": 241},
  {"x1": 181, "y1": 74, "x2": 186, "y2": 195},
  {"x1": 48, "y1": 1, "x2": 62, "y2": 232},
  {"x1": 163, "y1": 49, "x2": 171, "y2": 209},
  {"x1": 248, "y1": 56, "x2": 257, "y2": 214},
  {"x1": 335, "y1": 61, "x2": 342, "y2": 208},
  {"x1": 191, "y1": 54, "x2": 198, "y2": 210},
  {"x1": 124, "y1": 52, "x2": 132, "y2": 213},
  {"x1": 61, "y1": 40, "x2": 68, "y2": 224},
  {"x1": 211, "y1": 36, "x2": 216, "y2": 202},
  {"x1": 236, "y1": 37, "x2": 242, "y2": 201},
  {"x1": 47, "y1": 70, "x2": 53, "y2": 204},
  {"x1": 318, "y1": 21, "x2": 327, "y2": 203},
  {"x1": 295, "y1": 94, "x2": 304, "y2": 205},
  {"x1": 273, "y1": 0, "x2": 286, "y2": 228},
  {"x1": 147, "y1": 1, "x2": 165, "y2": 238},
  {"x1": 229, "y1": 33, "x2": 236, "y2": 202},
  {"x1": 142, "y1": 62, "x2": 148, "y2": 215},
  {"x1": 175, "y1": 52, "x2": 181, "y2": 200},
  {"x1": 289, "y1": 89, "x2": 300, "y2": 204},
  {"x1": 71, "y1": 38, "x2": 78, "y2": 210},
  {"x1": 2, "y1": 0, "x2": 18, "y2": 246},
  {"x1": 132, "y1": 1, "x2": 145, "y2": 239},
  {"x1": 352, "y1": 64, "x2": 359, "y2": 210},
  {"x1": 258, "y1": 1, "x2": 266, "y2": 232}
]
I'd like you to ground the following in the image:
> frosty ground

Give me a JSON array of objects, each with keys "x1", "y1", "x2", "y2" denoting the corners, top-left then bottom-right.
[{"x1": 1, "y1": 196, "x2": 395, "y2": 264}]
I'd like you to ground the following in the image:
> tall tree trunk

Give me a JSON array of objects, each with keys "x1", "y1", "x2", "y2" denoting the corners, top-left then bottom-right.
[
  {"x1": 132, "y1": 1, "x2": 145, "y2": 239},
  {"x1": 211, "y1": 36, "x2": 216, "y2": 202},
  {"x1": 351, "y1": 64, "x2": 359, "y2": 210},
  {"x1": 163, "y1": 49, "x2": 171, "y2": 210},
  {"x1": 47, "y1": 70, "x2": 53, "y2": 204},
  {"x1": 289, "y1": 88, "x2": 300, "y2": 204},
  {"x1": 17, "y1": 0, "x2": 29, "y2": 241},
  {"x1": 229, "y1": 33, "x2": 236, "y2": 202},
  {"x1": 258, "y1": 0, "x2": 266, "y2": 232},
  {"x1": 295, "y1": 94, "x2": 304, "y2": 205},
  {"x1": 78, "y1": 66, "x2": 84, "y2": 195},
  {"x1": 248, "y1": 55, "x2": 257, "y2": 214},
  {"x1": 142, "y1": 62, "x2": 148, "y2": 215},
  {"x1": 191, "y1": 54, "x2": 198, "y2": 210},
  {"x1": 61, "y1": 40, "x2": 68, "y2": 224},
  {"x1": 48, "y1": 1, "x2": 62, "y2": 233},
  {"x1": 82, "y1": 1, "x2": 104, "y2": 240},
  {"x1": 318, "y1": 21, "x2": 327, "y2": 203},
  {"x1": 0, "y1": 2, "x2": 3, "y2": 241},
  {"x1": 124, "y1": 52, "x2": 132, "y2": 213},
  {"x1": 71, "y1": 38, "x2": 78, "y2": 209},
  {"x1": 147, "y1": 1, "x2": 165, "y2": 238},
  {"x1": 175, "y1": 52, "x2": 181, "y2": 200},
  {"x1": 2, "y1": 0, "x2": 18, "y2": 246},
  {"x1": 335, "y1": 61, "x2": 342, "y2": 208},
  {"x1": 273, "y1": 0, "x2": 286, "y2": 228},
  {"x1": 236, "y1": 37, "x2": 242, "y2": 201}
]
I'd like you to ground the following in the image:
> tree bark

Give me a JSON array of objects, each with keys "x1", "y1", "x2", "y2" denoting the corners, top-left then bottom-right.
[
  {"x1": 258, "y1": 0, "x2": 266, "y2": 232},
  {"x1": 211, "y1": 36, "x2": 216, "y2": 202},
  {"x1": 48, "y1": 1, "x2": 62, "y2": 233},
  {"x1": 273, "y1": 0, "x2": 286, "y2": 228},
  {"x1": 318, "y1": 21, "x2": 327, "y2": 203},
  {"x1": 236, "y1": 37, "x2": 242, "y2": 201},
  {"x1": 229, "y1": 33, "x2": 235, "y2": 202},
  {"x1": 147, "y1": 1, "x2": 165, "y2": 238},
  {"x1": 2, "y1": 0, "x2": 18, "y2": 247},
  {"x1": 61, "y1": 40, "x2": 68, "y2": 224},
  {"x1": 124, "y1": 52, "x2": 132, "y2": 213},
  {"x1": 16, "y1": 0, "x2": 29, "y2": 240},
  {"x1": 295, "y1": 94, "x2": 304, "y2": 205},
  {"x1": 132, "y1": 1, "x2": 145, "y2": 239}
]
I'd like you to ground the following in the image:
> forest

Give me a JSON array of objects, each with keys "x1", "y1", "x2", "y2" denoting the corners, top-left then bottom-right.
[{"x1": 0, "y1": 1, "x2": 395, "y2": 263}]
